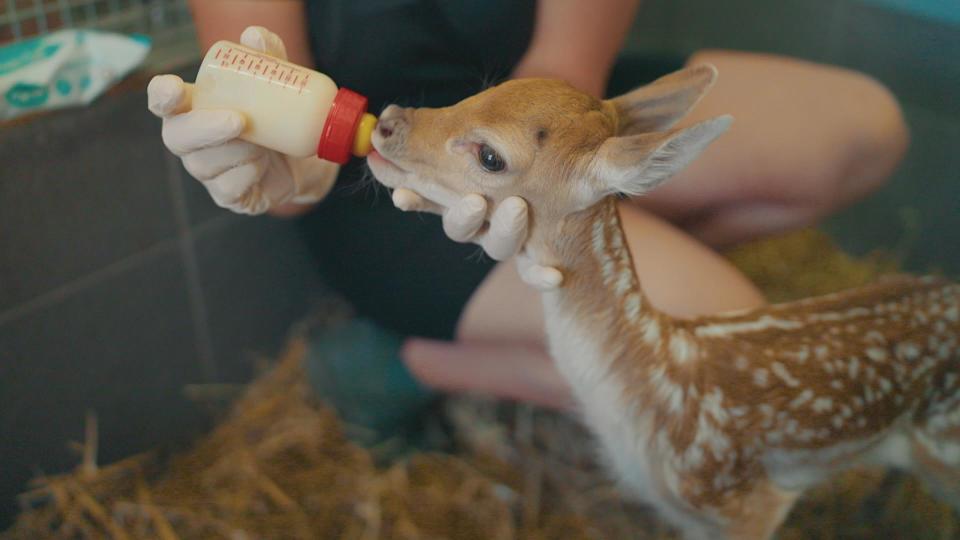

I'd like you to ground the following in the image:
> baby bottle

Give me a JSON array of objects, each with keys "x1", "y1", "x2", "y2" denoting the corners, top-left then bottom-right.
[{"x1": 191, "y1": 40, "x2": 377, "y2": 164}]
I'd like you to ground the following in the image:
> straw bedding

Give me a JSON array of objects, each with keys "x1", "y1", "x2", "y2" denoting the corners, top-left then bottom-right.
[{"x1": 4, "y1": 229, "x2": 957, "y2": 539}]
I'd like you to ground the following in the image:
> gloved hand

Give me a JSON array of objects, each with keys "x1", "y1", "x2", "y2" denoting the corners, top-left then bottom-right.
[
  {"x1": 391, "y1": 189, "x2": 563, "y2": 290},
  {"x1": 148, "y1": 27, "x2": 339, "y2": 214}
]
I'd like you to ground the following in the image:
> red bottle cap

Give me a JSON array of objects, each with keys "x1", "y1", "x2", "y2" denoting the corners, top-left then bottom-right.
[{"x1": 317, "y1": 87, "x2": 369, "y2": 164}]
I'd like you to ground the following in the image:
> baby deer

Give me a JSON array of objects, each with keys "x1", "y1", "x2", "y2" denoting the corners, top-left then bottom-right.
[{"x1": 366, "y1": 66, "x2": 960, "y2": 540}]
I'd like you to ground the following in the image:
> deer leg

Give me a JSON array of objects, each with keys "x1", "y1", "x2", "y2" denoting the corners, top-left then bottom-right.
[
  {"x1": 910, "y1": 427, "x2": 960, "y2": 512},
  {"x1": 718, "y1": 480, "x2": 799, "y2": 540}
]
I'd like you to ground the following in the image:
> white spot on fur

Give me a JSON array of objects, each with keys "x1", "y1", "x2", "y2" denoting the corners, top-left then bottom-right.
[
  {"x1": 650, "y1": 364, "x2": 686, "y2": 414},
  {"x1": 785, "y1": 348, "x2": 811, "y2": 364},
  {"x1": 897, "y1": 342, "x2": 921, "y2": 361},
  {"x1": 729, "y1": 405, "x2": 749, "y2": 417},
  {"x1": 694, "y1": 316, "x2": 803, "y2": 338},
  {"x1": 812, "y1": 397, "x2": 834, "y2": 413},
  {"x1": 615, "y1": 267, "x2": 633, "y2": 296},
  {"x1": 670, "y1": 332, "x2": 698, "y2": 364},
  {"x1": 591, "y1": 218, "x2": 606, "y2": 254},
  {"x1": 694, "y1": 410, "x2": 732, "y2": 460},
  {"x1": 848, "y1": 357, "x2": 860, "y2": 379},
  {"x1": 641, "y1": 317, "x2": 661, "y2": 346},
  {"x1": 625, "y1": 293, "x2": 642, "y2": 323},
  {"x1": 771, "y1": 362, "x2": 800, "y2": 387},
  {"x1": 609, "y1": 224, "x2": 624, "y2": 250},
  {"x1": 753, "y1": 368, "x2": 769, "y2": 387},
  {"x1": 601, "y1": 258, "x2": 616, "y2": 286},
  {"x1": 703, "y1": 388, "x2": 728, "y2": 425},
  {"x1": 683, "y1": 444, "x2": 705, "y2": 469},
  {"x1": 790, "y1": 389, "x2": 814, "y2": 409},
  {"x1": 735, "y1": 356, "x2": 749, "y2": 370}
]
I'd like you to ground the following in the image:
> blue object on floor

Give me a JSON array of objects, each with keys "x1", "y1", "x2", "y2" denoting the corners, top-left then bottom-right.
[{"x1": 303, "y1": 317, "x2": 438, "y2": 445}]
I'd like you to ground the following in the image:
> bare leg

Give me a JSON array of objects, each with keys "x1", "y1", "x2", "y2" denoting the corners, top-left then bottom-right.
[
  {"x1": 637, "y1": 50, "x2": 909, "y2": 248},
  {"x1": 402, "y1": 340, "x2": 574, "y2": 410},
  {"x1": 402, "y1": 203, "x2": 766, "y2": 407}
]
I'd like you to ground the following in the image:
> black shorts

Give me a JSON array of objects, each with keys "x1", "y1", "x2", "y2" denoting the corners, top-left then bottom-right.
[{"x1": 298, "y1": 0, "x2": 685, "y2": 339}]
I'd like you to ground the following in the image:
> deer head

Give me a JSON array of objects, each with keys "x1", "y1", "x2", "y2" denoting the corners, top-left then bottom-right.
[{"x1": 367, "y1": 65, "x2": 731, "y2": 234}]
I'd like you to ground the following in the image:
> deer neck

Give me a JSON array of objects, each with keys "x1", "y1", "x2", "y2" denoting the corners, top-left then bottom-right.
[{"x1": 527, "y1": 196, "x2": 684, "y2": 410}]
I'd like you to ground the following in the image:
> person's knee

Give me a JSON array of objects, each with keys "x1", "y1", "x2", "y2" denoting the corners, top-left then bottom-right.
[
  {"x1": 795, "y1": 72, "x2": 908, "y2": 217},
  {"x1": 687, "y1": 50, "x2": 907, "y2": 200},
  {"x1": 835, "y1": 72, "x2": 909, "y2": 203}
]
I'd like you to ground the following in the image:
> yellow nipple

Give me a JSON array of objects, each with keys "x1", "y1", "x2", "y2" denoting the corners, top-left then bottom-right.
[{"x1": 353, "y1": 113, "x2": 378, "y2": 157}]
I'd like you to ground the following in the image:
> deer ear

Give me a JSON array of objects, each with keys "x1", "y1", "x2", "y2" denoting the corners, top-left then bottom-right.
[
  {"x1": 607, "y1": 64, "x2": 718, "y2": 135},
  {"x1": 595, "y1": 115, "x2": 732, "y2": 196}
]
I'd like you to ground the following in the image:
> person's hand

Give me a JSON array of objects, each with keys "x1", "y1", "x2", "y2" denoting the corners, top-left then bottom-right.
[
  {"x1": 147, "y1": 26, "x2": 338, "y2": 215},
  {"x1": 515, "y1": 252, "x2": 564, "y2": 291},
  {"x1": 391, "y1": 189, "x2": 563, "y2": 290}
]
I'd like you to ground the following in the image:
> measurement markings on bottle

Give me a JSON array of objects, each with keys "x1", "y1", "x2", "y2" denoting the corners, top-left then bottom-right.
[{"x1": 214, "y1": 47, "x2": 311, "y2": 95}]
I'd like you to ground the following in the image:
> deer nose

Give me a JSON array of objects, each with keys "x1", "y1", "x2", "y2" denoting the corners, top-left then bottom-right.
[{"x1": 377, "y1": 105, "x2": 408, "y2": 139}]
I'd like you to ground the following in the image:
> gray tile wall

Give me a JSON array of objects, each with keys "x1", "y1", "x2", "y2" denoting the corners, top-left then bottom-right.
[{"x1": 0, "y1": 66, "x2": 327, "y2": 525}]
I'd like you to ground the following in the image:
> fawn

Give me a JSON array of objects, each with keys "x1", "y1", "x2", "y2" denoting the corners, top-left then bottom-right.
[{"x1": 366, "y1": 65, "x2": 960, "y2": 539}]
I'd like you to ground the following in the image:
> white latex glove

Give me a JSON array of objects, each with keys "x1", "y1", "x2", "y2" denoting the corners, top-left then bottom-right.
[
  {"x1": 147, "y1": 26, "x2": 338, "y2": 215},
  {"x1": 392, "y1": 188, "x2": 563, "y2": 290}
]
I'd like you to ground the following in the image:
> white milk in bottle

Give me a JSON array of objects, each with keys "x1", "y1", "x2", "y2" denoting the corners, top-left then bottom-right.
[{"x1": 191, "y1": 41, "x2": 376, "y2": 164}]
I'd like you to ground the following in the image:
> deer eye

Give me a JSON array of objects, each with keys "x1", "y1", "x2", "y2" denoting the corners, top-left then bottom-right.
[{"x1": 477, "y1": 143, "x2": 506, "y2": 173}]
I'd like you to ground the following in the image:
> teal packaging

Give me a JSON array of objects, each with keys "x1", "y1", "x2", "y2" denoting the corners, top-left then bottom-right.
[{"x1": 1, "y1": 29, "x2": 151, "y2": 120}]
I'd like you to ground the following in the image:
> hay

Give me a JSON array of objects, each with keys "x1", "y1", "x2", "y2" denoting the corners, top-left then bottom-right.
[
  {"x1": 4, "y1": 228, "x2": 958, "y2": 539},
  {"x1": 724, "y1": 228, "x2": 901, "y2": 303},
  {"x1": 3, "y1": 341, "x2": 664, "y2": 540}
]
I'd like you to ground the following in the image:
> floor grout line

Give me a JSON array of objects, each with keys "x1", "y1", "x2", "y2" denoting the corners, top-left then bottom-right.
[
  {"x1": 192, "y1": 212, "x2": 242, "y2": 237},
  {"x1": 164, "y1": 151, "x2": 219, "y2": 382},
  {"x1": 0, "y1": 238, "x2": 179, "y2": 327}
]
